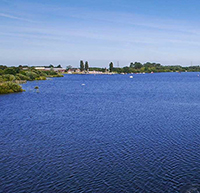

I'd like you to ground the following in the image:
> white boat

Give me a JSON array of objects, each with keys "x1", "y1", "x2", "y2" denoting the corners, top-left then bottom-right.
[{"x1": 130, "y1": 76, "x2": 133, "y2": 78}]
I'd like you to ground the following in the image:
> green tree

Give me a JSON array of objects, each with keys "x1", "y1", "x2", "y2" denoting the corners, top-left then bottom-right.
[
  {"x1": 0, "y1": 69, "x2": 4, "y2": 75},
  {"x1": 4, "y1": 68, "x2": 17, "y2": 75},
  {"x1": 129, "y1": 62, "x2": 143, "y2": 69},
  {"x1": 123, "y1": 66, "x2": 132, "y2": 73},
  {"x1": 109, "y1": 62, "x2": 114, "y2": 72},
  {"x1": 85, "y1": 61, "x2": 89, "y2": 71},
  {"x1": 130, "y1": 62, "x2": 134, "y2": 68},
  {"x1": 66, "y1": 65, "x2": 72, "y2": 70},
  {"x1": 134, "y1": 62, "x2": 143, "y2": 69},
  {"x1": 0, "y1": 65, "x2": 7, "y2": 70},
  {"x1": 48, "y1": 64, "x2": 54, "y2": 68},
  {"x1": 80, "y1": 60, "x2": 84, "y2": 72}
]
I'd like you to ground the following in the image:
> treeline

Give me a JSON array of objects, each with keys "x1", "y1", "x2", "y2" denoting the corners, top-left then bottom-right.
[
  {"x1": 0, "y1": 65, "x2": 63, "y2": 82},
  {"x1": 82, "y1": 62, "x2": 200, "y2": 73},
  {"x1": 74, "y1": 61, "x2": 200, "y2": 74},
  {"x1": 46, "y1": 64, "x2": 62, "y2": 68},
  {"x1": 113, "y1": 62, "x2": 200, "y2": 73},
  {"x1": 0, "y1": 65, "x2": 63, "y2": 94},
  {"x1": 89, "y1": 67, "x2": 108, "y2": 72}
]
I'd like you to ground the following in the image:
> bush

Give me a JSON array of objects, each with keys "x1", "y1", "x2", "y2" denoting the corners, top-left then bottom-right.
[
  {"x1": 51, "y1": 74, "x2": 64, "y2": 77},
  {"x1": 35, "y1": 76, "x2": 46, "y2": 80},
  {"x1": 0, "y1": 74, "x2": 16, "y2": 81},
  {"x1": 25, "y1": 71, "x2": 38, "y2": 80},
  {"x1": 4, "y1": 68, "x2": 17, "y2": 75},
  {"x1": 16, "y1": 73, "x2": 31, "y2": 81},
  {"x1": 0, "y1": 69, "x2": 4, "y2": 75},
  {"x1": 0, "y1": 82, "x2": 23, "y2": 94}
]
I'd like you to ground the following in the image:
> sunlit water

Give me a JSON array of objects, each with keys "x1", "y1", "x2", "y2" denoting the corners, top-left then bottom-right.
[{"x1": 1, "y1": 73, "x2": 200, "y2": 193}]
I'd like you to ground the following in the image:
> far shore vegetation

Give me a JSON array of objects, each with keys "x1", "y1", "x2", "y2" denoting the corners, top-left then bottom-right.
[
  {"x1": 65, "y1": 61, "x2": 200, "y2": 74},
  {"x1": 110, "y1": 62, "x2": 200, "y2": 74},
  {"x1": 0, "y1": 65, "x2": 63, "y2": 94},
  {"x1": 1, "y1": 61, "x2": 200, "y2": 94}
]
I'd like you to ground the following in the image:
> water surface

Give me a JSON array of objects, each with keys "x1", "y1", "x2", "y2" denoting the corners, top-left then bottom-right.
[{"x1": 1, "y1": 73, "x2": 200, "y2": 192}]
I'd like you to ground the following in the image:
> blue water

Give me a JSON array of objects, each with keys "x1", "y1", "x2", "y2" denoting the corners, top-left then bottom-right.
[{"x1": 1, "y1": 73, "x2": 200, "y2": 193}]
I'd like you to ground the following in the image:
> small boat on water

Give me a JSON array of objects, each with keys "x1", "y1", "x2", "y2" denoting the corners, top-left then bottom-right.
[{"x1": 130, "y1": 76, "x2": 133, "y2": 78}]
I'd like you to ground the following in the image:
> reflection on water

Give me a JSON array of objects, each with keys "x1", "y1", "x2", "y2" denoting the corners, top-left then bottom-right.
[{"x1": 0, "y1": 73, "x2": 200, "y2": 192}]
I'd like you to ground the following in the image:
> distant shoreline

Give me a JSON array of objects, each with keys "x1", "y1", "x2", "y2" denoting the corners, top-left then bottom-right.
[{"x1": 64, "y1": 71, "x2": 200, "y2": 75}]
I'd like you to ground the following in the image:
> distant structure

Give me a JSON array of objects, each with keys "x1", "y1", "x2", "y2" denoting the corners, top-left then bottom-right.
[
  {"x1": 35, "y1": 67, "x2": 45, "y2": 70},
  {"x1": 34, "y1": 66, "x2": 65, "y2": 73},
  {"x1": 67, "y1": 68, "x2": 80, "y2": 73}
]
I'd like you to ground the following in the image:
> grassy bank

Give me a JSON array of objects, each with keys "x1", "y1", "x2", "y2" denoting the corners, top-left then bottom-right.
[{"x1": 0, "y1": 66, "x2": 64, "y2": 94}]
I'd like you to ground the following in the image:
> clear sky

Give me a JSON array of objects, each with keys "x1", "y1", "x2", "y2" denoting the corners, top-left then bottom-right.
[{"x1": 1, "y1": 0, "x2": 200, "y2": 67}]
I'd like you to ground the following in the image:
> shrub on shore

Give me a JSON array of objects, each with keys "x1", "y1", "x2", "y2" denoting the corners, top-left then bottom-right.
[
  {"x1": 0, "y1": 82, "x2": 24, "y2": 94},
  {"x1": 50, "y1": 74, "x2": 64, "y2": 77},
  {"x1": 0, "y1": 74, "x2": 16, "y2": 82},
  {"x1": 0, "y1": 71, "x2": 63, "y2": 82},
  {"x1": 35, "y1": 76, "x2": 46, "y2": 80},
  {"x1": 16, "y1": 73, "x2": 30, "y2": 81}
]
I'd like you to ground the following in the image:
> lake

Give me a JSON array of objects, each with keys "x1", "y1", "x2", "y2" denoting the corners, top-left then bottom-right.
[{"x1": 1, "y1": 73, "x2": 200, "y2": 192}]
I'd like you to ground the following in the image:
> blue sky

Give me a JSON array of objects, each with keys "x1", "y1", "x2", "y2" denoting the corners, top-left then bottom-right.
[{"x1": 1, "y1": 0, "x2": 200, "y2": 67}]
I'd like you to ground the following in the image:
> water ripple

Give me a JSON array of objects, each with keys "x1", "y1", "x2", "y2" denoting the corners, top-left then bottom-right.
[{"x1": 1, "y1": 73, "x2": 200, "y2": 192}]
